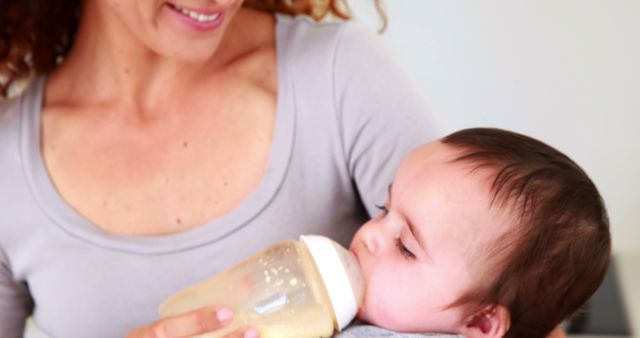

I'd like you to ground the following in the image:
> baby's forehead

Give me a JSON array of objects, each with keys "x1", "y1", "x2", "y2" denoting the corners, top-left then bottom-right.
[
  {"x1": 403, "y1": 142, "x2": 493, "y2": 176},
  {"x1": 399, "y1": 145, "x2": 497, "y2": 195}
]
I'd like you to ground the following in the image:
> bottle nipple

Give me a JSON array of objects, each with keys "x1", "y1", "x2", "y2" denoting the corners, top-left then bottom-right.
[{"x1": 300, "y1": 235, "x2": 365, "y2": 331}]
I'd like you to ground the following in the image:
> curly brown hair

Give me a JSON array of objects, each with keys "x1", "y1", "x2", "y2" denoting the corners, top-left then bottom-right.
[{"x1": 0, "y1": 0, "x2": 385, "y2": 99}]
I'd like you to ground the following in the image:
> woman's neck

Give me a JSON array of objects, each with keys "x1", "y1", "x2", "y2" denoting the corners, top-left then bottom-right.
[{"x1": 47, "y1": 5, "x2": 269, "y2": 113}]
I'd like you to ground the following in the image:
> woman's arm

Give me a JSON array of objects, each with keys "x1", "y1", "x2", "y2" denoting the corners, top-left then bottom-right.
[
  {"x1": 332, "y1": 23, "x2": 441, "y2": 216},
  {"x1": 0, "y1": 249, "x2": 33, "y2": 338}
]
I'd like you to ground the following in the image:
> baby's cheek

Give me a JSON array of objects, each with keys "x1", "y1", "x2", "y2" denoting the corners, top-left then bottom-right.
[{"x1": 358, "y1": 286, "x2": 405, "y2": 330}]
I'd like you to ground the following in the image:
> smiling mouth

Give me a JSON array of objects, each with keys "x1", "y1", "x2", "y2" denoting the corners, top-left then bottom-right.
[{"x1": 167, "y1": 3, "x2": 221, "y2": 23}]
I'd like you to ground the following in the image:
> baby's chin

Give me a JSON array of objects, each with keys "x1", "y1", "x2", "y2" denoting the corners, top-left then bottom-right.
[
  {"x1": 358, "y1": 303, "x2": 464, "y2": 336},
  {"x1": 354, "y1": 300, "x2": 374, "y2": 323},
  {"x1": 355, "y1": 309, "x2": 428, "y2": 335},
  {"x1": 355, "y1": 307, "x2": 369, "y2": 322},
  {"x1": 354, "y1": 301, "x2": 397, "y2": 330},
  {"x1": 354, "y1": 302, "x2": 433, "y2": 334}
]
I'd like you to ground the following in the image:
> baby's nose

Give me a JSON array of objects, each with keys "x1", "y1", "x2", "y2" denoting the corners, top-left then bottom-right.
[
  {"x1": 357, "y1": 218, "x2": 396, "y2": 256},
  {"x1": 363, "y1": 232, "x2": 381, "y2": 255},
  {"x1": 363, "y1": 224, "x2": 397, "y2": 256}
]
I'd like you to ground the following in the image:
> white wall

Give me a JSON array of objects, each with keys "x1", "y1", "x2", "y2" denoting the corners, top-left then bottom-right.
[{"x1": 352, "y1": 1, "x2": 640, "y2": 254}]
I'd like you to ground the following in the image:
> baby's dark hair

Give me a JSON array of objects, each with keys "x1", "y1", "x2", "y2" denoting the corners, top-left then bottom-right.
[{"x1": 441, "y1": 128, "x2": 610, "y2": 338}]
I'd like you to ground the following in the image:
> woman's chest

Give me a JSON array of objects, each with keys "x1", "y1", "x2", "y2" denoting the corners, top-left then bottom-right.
[{"x1": 41, "y1": 86, "x2": 277, "y2": 236}]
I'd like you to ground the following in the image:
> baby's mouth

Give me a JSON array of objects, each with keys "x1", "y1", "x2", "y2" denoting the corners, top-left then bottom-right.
[{"x1": 350, "y1": 242, "x2": 365, "y2": 263}]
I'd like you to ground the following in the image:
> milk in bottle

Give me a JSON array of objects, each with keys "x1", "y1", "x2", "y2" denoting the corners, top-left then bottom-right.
[{"x1": 159, "y1": 235, "x2": 364, "y2": 338}]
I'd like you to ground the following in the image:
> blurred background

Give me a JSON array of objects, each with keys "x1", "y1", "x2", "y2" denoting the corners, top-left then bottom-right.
[
  {"x1": 24, "y1": 0, "x2": 639, "y2": 337},
  {"x1": 350, "y1": 0, "x2": 639, "y2": 336},
  {"x1": 353, "y1": 0, "x2": 639, "y2": 256}
]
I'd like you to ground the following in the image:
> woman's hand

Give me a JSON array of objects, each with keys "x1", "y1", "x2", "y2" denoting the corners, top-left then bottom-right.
[{"x1": 126, "y1": 306, "x2": 259, "y2": 338}]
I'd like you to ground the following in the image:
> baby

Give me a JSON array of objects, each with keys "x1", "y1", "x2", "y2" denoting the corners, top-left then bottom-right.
[
  {"x1": 158, "y1": 128, "x2": 609, "y2": 338},
  {"x1": 339, "y1": 128, "x2": 610, "y2": 338}
]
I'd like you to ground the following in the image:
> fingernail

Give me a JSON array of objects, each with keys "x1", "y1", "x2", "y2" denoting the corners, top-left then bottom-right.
[
  {"x1": 244, "y1": 328, "x2": 259, "y2": 338},
  {"x1": 216, "y1": 308, "x2": 233, "y2": 323}
]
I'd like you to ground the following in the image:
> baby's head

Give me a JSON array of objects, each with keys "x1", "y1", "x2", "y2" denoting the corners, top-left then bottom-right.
[{"x1": 350, "y1": 128, "x2": 610, "y2": 338}]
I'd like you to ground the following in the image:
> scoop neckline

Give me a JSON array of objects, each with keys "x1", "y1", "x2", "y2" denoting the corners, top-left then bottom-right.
[{"x1": 19, "y1": 17, "x2": 296, "y2": 255}]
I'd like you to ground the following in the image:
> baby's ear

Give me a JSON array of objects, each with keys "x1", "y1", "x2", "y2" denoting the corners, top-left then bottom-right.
[{"x1": 459, "y1": 304, "x2": 510, "y2": 338}]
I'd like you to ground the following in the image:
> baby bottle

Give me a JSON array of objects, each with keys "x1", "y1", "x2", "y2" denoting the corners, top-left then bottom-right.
[{"x1": 159, "y1": 235, "x2": 365, "y2": 338}]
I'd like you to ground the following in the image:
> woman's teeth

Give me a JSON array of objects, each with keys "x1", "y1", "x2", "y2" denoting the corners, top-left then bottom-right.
[{"x1": 173, "y1": 5, "x2": 220, "y2": 23}]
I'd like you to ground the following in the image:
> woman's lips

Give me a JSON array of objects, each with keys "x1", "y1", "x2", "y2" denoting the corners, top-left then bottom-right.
[{"x1": 166, "y1": 3, "x2": 226, "y2": 31}]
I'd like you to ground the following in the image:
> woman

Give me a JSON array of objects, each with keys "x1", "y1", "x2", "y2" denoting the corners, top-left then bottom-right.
[{"x1": 0, "y1": 0, "x2": 437, "y2": 337}]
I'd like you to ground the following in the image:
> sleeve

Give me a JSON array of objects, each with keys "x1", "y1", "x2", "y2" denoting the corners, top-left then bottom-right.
[
  {"x1": 333, "y1": 23, "x2": 442, "y2": 217},
  {"x1": 0, "y1": 248, "x2": 33, "y2": 337}
]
